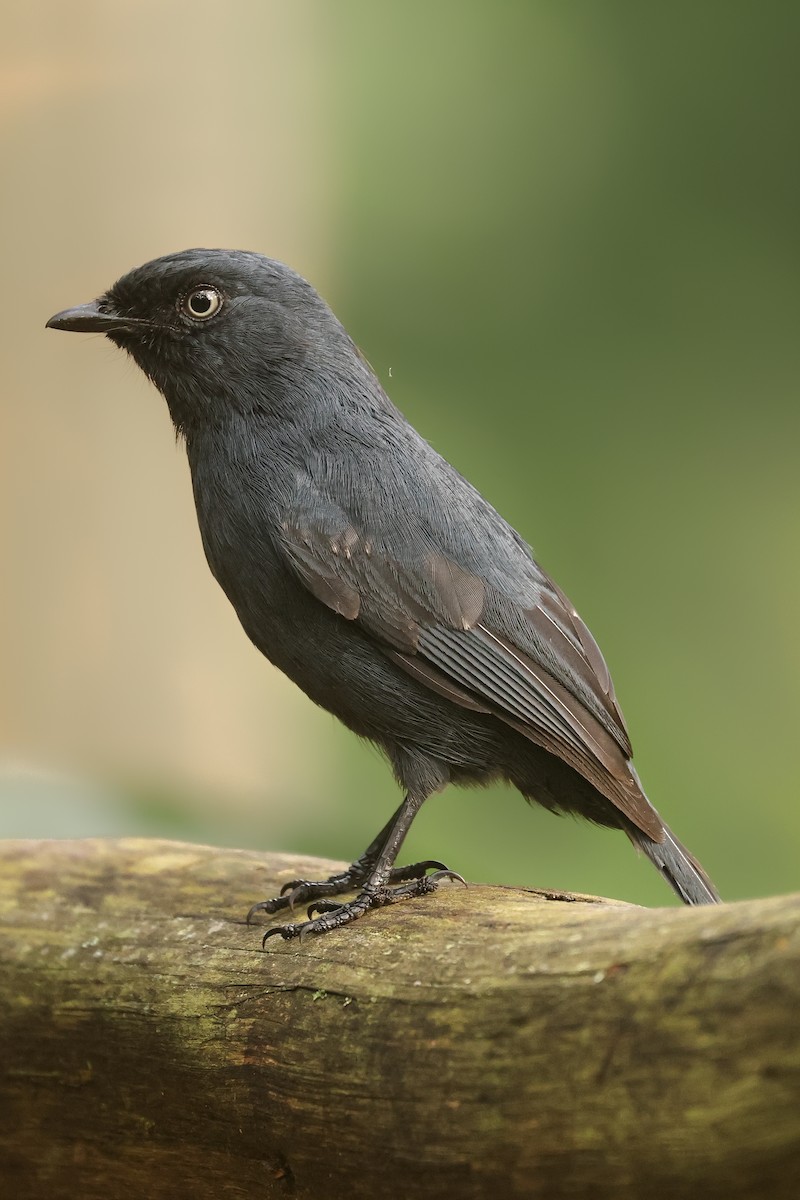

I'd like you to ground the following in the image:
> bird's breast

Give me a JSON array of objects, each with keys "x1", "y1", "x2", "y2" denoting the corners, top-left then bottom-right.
[{"x1": 186, "y1": 434, "x2": 292, "y2": 627}]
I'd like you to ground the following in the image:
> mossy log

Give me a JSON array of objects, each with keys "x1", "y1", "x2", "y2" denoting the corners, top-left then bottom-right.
[{"x1": 0, "y1": 837, "x2": 798, "y2": 1199}]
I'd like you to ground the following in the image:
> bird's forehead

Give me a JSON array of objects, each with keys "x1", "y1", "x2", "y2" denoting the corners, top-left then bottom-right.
[{"x1": 107, "y1": 248, "x2": 287, "y2": 307}]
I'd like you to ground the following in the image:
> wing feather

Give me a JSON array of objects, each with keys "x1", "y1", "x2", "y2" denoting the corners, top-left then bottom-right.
[{"x1": 280, "y1": 485, "x2": 662, "y2": 841}]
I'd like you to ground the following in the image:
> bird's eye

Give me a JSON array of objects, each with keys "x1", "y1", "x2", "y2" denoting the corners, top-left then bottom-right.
[{"x1": 182, "y1": 286, "x2": 223, "y2": 321}]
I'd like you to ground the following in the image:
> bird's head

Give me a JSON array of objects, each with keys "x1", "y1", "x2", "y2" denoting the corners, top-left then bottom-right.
[{"x1": 46, "y1": 249, "x2": 358, "y2": 436}]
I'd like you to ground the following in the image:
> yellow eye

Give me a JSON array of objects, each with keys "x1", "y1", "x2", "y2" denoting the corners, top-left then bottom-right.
[{"x1": 182, "y1": 286, "x2": 222, "y2": 321}]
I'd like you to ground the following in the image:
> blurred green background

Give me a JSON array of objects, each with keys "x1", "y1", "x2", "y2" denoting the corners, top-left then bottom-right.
[{"x1": 2, "y1": 2, "x2": 798, "y2": 905}]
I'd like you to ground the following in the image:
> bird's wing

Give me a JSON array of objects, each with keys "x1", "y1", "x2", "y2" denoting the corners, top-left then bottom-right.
[{"x1": 280, "y1": 484, "x2": 662, "y2": 840}]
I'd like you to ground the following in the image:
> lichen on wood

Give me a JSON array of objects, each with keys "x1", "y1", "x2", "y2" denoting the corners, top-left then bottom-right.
[{"x1": 0, "y1": 837, "x2": 798, "y2": 1199}]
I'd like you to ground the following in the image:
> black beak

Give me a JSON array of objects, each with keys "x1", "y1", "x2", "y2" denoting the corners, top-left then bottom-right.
[{"x1": 46, "y1": 300, "x2": 147, "y2": 334}]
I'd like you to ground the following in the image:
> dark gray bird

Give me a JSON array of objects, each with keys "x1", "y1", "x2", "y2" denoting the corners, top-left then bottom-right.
[{"x1": 47, "y1": 249, "x2": 720, "y2": 939}]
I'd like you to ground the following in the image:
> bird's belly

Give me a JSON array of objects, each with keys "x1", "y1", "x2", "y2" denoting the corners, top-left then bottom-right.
[
  {"x1": 204, "y1": 536, "x2": 363, "y2": 711},
  {"x1": 207, "y1": 540, "x2": 477, "y2": 749}
]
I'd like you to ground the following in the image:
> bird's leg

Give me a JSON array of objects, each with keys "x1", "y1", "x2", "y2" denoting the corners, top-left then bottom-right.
[
  {"x1": 246, "y1": 801, "x2": 452, "y2": 924},
  {"x1": 255, "y1": 793, "x2": 465, "y2": 943}
]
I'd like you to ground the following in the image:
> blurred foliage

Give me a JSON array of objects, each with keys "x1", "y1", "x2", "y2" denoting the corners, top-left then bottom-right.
[
  {"x1": 318, "y1": 2, "x2": 800, "y2": 904},
  {"x1": 3, "y1": 2, "x2": 799, "y2": 906}
]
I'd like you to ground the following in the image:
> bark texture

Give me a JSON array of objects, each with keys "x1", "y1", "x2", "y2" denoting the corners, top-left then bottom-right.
[{"x1": 0, "y1": 837, "x2": 798, "y2": 1199}]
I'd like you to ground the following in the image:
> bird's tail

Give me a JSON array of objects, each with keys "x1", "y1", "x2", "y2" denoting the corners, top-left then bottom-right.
[{"x1": 629, "y1": 824, "x2": 721, "y2": 905}]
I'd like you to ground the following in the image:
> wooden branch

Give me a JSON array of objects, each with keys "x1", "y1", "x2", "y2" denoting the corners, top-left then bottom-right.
[{"x1": 0, "y1": 838, "x2": 797, "y2": 1199}]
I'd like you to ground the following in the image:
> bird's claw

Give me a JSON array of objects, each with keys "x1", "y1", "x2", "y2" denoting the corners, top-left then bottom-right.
[
  {"x1": 260, "y1": 868, "x2": 467, "y2": 945},
  {"x1": 246, "y1": 896, "x2": 291, "y2": 923},
  {"x1": 429, "y1": 869, "x2": 467, "y2": 887},
  {"x1": 247, "y1": 857, "x2": 460, "y2": 928},
  {"x1": 249, "y1": 874, "x2": 353, "y2": 922},
  {"x1": 262, "y1": 922, "x2": 308, "y2": 946}
]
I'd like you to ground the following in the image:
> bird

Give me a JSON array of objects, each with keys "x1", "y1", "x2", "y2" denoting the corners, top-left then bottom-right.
[{"x1": 46, "y1": 248, "x2": 720, "y2": 940}]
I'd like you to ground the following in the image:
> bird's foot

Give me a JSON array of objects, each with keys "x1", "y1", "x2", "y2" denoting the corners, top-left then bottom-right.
[
  {"x1": 246, "y1": 858, "x2": 450, "y2": 923},
  {"x1": 259, "y1": 870, "x2": 465, "y2": 944}
]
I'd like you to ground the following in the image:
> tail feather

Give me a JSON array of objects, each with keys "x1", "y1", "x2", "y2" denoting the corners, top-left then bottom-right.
[{"x1": 631, "y1": 825, "x2": 721, "y2": 905}]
